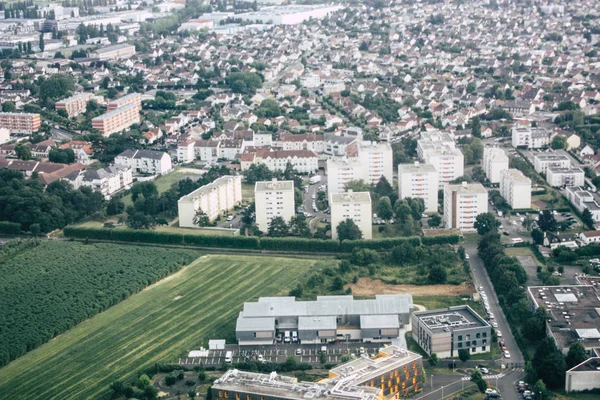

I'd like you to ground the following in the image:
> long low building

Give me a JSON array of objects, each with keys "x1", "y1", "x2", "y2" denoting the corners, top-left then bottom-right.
[
  {"x1": 89, "y1": 43, "x2": 136, "y2": 60},
  {"x1": 566, "y1": 357, "x2": 600, "y2": 393},
  {"x1": 0, "y1": 112, "x2": 40, "y2": 134},
  {"x1": 92, "y1": 103, "x2": 140, "y2": 137},
  {"x1": 236, "y1": 295, "x2": 413, "y2": 346},
  {"x1": 212, "y1": 346, "x2": 423, "y2": 400},
  {"x1": 546, "y1": 167, "x2": 585, "y2": 187}
]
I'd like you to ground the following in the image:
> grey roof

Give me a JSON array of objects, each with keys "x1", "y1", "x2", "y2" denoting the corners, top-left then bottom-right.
[
  {"x1": 329, "y1": 191, "x2": 371, "y2": 204},
  {"x1": 298, "y1": 316, "x2": 336, "y2": 331},
  {"x1": 398, "y1": 162, "x2": 437, "y2": 174},
  {"x1": 360, "y1": 315, "x2": 400, "y2": 330},
  {"x1": 324, "y1": 133, "x2": 356, "y2": 144},
  {"x1": 255, "y1": 179, "x2": 294, "y2": 192},
  {"x1": 133, "y1": 149, "x2": 168, "y2": 160},
  {"x1": 92, "y1": 103, "x2": 138, "y2": 121},
  {"x1": 236, "y1": 316, "x2": 275, "y2": 332},
  {"x1": 116, "y1": 149, "x2": 137, "y2": 158}
]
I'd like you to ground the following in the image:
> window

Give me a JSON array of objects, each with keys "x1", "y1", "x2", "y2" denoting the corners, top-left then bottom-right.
[
  {"x1": 458, "y1": 335, "x2": 462, "y2": 341},
  {"x1": 476, "y1": 333, "x2": 481, "y2": 339},
  {"x1": 247, "y1": 396, "x2": 251, "y2": 400},
  {"x1": 458, "y1": 342, "x2": 463, "y2": 348},
  {"x1": 482, "y1": 332, "x2": 487, "y2": 338},
  {"x1": 482, "y1": 346, "x2": 486, "y2": 351},
  {"x1": 224, "y1": 392, "x2": 229, "y2": 399},
  {"x1": 466, "y1": 341, "x2": 470, "y2": 347},
  {"x1": 219, "y1": 392, "x2": 223, "y2": 398},
  {"x1": 236, "y1": 394, "x2": 240, "y2": 400}
]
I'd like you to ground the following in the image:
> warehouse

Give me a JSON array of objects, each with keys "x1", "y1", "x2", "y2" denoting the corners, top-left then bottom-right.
[{"x1": 236, "y1": 295, "x2": 413, "y2": 346}]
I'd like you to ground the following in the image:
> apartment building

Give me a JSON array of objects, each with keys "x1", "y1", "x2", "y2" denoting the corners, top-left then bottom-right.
[
  {"x1": 482, "y1": 147, "x2": 509, "y2": 183},
  {"x1": 256, "y1": 149, "x2": 319, "y2": 174},
  {"x1": 0, "y1": 112, "x2": 40, "y2": 134},
  {"x1": 114, "y1": 149, "x2": 172, "y2": 175},
  {"x1": 412, "y1": 306, "x2": 491, "y2": 358},
  {"x1": 177, "y1": 135, "x2": 195, "y2": 163},
  {"x1": 254, "y1": 179, "x2": 295, "y2": 232},
  {"x1": 500, "y1": 168, "x2": 531, "y2": 209},
  {"x1": 533, "y1": 153, "x2": 571, "y2": 174},
  {"x1": 566, "y1": 187, "x2": 600, "y2": 222},
  {"x1": 107, "y1": 93, "x2": 142, "y2": 111},
  {"x1": 398, "y1": 162, "x2": 439, "y2": 212},
  {"x1": 55, "y1": 92, "x2": 93, "y2": 117},
  {"x1": 81, "y1": 164, "x2": 132, "y2": 198},
  {"x1": 195, "y1": 140, "x2": 220, "y2": 163},
  {"x1": 546, "y1": 167, "x2": 585, "y2": 187},
  {"x1": 357, "y1": 141, "x2": 393, "y2": 186},
  {"x1": 330, "y1": 190, "x2": 372, "y2": 240},
  {"x1": 92, "y1": 103, "x2": 140, "y2": 137},
  {"x1": 327, "y1": 157, "x2": 363, "y2": 194},
  {"x1": 178, "y1": 175, "x2": 242, "y2": 227},
  {"x1": 417, "y1": 132, "x2": 464, "y2": 188},
  {"x1": 443, "y1": 182, "x2": 488, "y2": 231},
  {"x1": 89, "y1": 43, "x2": 136, "y2": 60},
  {"x1": 512, "y1": 126, "x2": 550, "y2": 149}
]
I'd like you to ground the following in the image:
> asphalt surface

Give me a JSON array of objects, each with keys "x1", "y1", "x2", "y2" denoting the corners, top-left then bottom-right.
[{"x1": 464, "y1": 244, "x2": 525, "y2": 368}]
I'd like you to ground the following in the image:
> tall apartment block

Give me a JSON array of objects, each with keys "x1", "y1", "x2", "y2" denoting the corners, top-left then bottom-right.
[
  {"x1": 327, "y1": 157, "x2": 364, "y2": 194},
  {"x1": 254, "y1": 179, "x2": 295, "y2": 232},
  {"x1": 417, "y1": 131, "x2": 464, "y2": 188},
  {"x1": 330, "y1": 190, "x2": 372, "y2": 240},
  {"x1": 482, "y1": 147, "x2": 509, "y2": 183},
  {"x1": 443, "y1": 182, "x2": 488, "y2": 231},
  {"x1": 0, "y1": 112, "x2": 40, "y2": 134},
  {"x1": 500, "y1": 168, "x2": 531, "y2": 209},
  {"x1": 55, "y1": 93, "x2": 94, "y2": 118},
  {"x1": 357, "y1": 141, "x2": 393, "y2": 186},
  {"x1": 398, "y1": 162, "x2": 439, "y2": 213}
]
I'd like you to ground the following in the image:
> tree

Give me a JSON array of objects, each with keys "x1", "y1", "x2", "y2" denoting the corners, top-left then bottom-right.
[
  {"x1": 2, "y1": 101, "x2": 16, "y2": 112},
  {"x1": 531, "y1": 228, "x2": 544, "y2": 245},
  {"x1": 39, "y1": 33, "x2": 45, "y2": 52},
  {"x1": 582, "y1": 208, "x2": 594, "y2": 230},
  {"x1": 39, "y1": 74, "x2": 75, "y2": 104},
  {"x1": 331, "y1": 276, "x2": 344, "y2": 291},
  {"x1": 566, "y1": 342, "x2": 588, "y2": 369},
  {"x1": 289, "y1": 214, "x2": 310, "y2": 237},
  {"x1": 538, "y1": 210, "x2": 557, "y2": 232},
  {"x1": 533, "y1": 337, "x2": 567, "y2": 388},
  {"x1": 336, "y1": 219, "x2": 363, "y2": 241},
  {"x1": 474, "y1": 213, "x2": 500, "y2": 236},
  {"x1": 267, "y1": 216, "x2": 289, "y2": 237},
  {"x1": 359, "y1": 41, "x2": 369, "y2": 51},
  {"x1": 471, "y1": 116, "x2": 481, "y2": 138},
  {"x1": 428, "y1": 214, "x2": 441, "y2": 227},
  {"x1": 374, "y1": 176, "x2": 394, "y2": 198},
  {"x1": 533, "y1": 380, "x2": 547, "y2": 399},
  {"x1": 294, "y1": 188, "x2": 304, "y2": 209},
  {"x1": 106, "y1": 87, "x2": 119, "y2": 99},
  {"x1": 429, "y1": 265, "x2": 447, "y2": 283},
  {"x1": 551, "y1": 135, "x2": 567, "y2": 150},
  {"x1": 428, "y1": 353, "x2": 439, "y2": 367},
  {"x1": 30, "y1": 223, "x2": 41, "y2": 236},
  {"x1": 106, "y1": 197, "x2": 125, "y2": 216},
  {"x1": 522, "y1": 215, "x2": 535, "y2": 231},
  {"x1": 470, "y1": 369, "x2": 487, "y2": 393},
  {"x1": 471, "y1": 166, "x2": 486, "y2": 183},
  {"x1": 377, "y1": 197, "x2": 393, "y2": 220},
  {"x1": 193, "y1": 209, "x2": 211, "y2": 227},
  {"x1": 458, "y1": 349, "x2": 470, "y2": 363},
  {"x1": 15, "y1": 144, "x2": 32, "y2": 160},
  {"x1": 137, "y1": 374, "x2": 151, "y2": 389}
]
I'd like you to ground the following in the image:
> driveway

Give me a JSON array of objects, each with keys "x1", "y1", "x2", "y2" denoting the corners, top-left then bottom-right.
[{"x1": 464, "y1": 244, "x2": 525, "y2": 367}]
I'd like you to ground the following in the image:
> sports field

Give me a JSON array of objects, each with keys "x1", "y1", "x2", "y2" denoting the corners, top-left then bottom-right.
[{"x1": 0, "y1": 254, "x2": 315, "y2": 399}]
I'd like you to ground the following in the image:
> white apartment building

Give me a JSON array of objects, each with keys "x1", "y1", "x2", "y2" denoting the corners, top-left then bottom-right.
[
  {"x1": 55, "y1": 92, "x2": 93, "y2": 117},
  {"x1": 482, "y1": 147, "x2": 509, "y2": 183},
  {"x1": 254, "y1": 179, "x2": 295, "y2": 232},
  {"x1": 499, "y1": 169, "x2": 531, "y2": 209},
  {"x1": 177, "y1": 136, "x2": 195, "y2": 163},
  {"x1": 566, "y1": 187, "x2": 600, "y2": 222},
  {"x1": 178, "y1": 175, "x2": 242, "y2": 227},
  {"x1": 546, "y1": 167, "x2": 585, "y2": 187},
  {"x1": 533, "y1": 153, "x2": 571, "y2": 174},
  {"x1": 0, "y1": 128, "x2": 9, "y2": 145},
  {"x1": 443, "y1": 182, "x2": 488, "y2": 231},
  {"x1": 330, "y1": 190, "x2": 372, "y2": 240},
  {"x1": 195, "y1": 140, "x2": 220, "y2": 163},
  {"x1": 398, "y1": 162, "x2": 439, "y2": 213},
  {"x1": 327, "y1": 157, "x2": 364, "y2": 195},
  {"x1": 418, "y1": 131, "x2": 464, "y2": 188},
  {"x1": 512, "y1": 126, "x2": 550, "y2": 149},
  {"x1": 114, "y1": 149, "x2": 172, "y2": 175},
  {"x1": 257, "y1": 150, "x2": 319, "y2": 174},
  {"x1": 81, "y1": 165, "x2": 132, "y2": 198},
  {"x1": 358, "y1": 141, "x2": 393, "y2": 186}
]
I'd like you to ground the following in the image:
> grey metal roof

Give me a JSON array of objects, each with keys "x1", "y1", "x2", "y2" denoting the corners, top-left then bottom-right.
[
  {"x1": 298, "y1": 316, "x2": 336, "y2": 331},
  {"x1": 359, "y1": 315, "x2": 400, "y2": 330},
  {"x1": 235, "y1": 315, "x2": 275, "y2": 332}
]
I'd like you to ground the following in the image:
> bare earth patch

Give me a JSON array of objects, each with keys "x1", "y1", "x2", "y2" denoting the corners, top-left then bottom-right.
[
  {"x1": 346, "y1": 277, "x2": 473, "y2": 297},
  {"x1": 173, "y1": 295, "x2": 183, "y2": 301}
]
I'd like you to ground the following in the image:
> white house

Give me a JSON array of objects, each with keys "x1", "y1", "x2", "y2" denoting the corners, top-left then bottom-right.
[
  {"x1": 81, "y1": 165, "x2": 132, "y2": 198},
  {"x1": 114, "y1": 149, "x2": 172, "y2": 175}
]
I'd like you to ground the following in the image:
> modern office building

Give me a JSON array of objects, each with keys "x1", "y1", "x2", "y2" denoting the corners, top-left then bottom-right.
[
  {"x1": 398, "y1": 162, "x2": 439, "y2": 213},
  {"x1": 330, "y1": 190, "x2": 372, "y2": 240},
  {"x1": 411, "y1": 305, "x2": 492, "y2": 358},
  {"x1": 533, "y1": 153, "x2": 571, "y2": 174},
  {"x1": 107, "y1": 93, "x2": 142, "y2": 111},
  {"x1": 236, "y1": 295, "x2": 413, "y2": 345},
  {"x1": 212, "y1": 346, "x2": 423, "y2": 400},
  {"x1": 92, "y1": 103, "x2": 140, "y2": 136},
  {"x1": 443, "y1": 182, "x2": 488, "y2": 231},
  {"x1": 546, "y1": 167, "x2": 585, "y2": 187},
  {"x1": 0, "y1": 112, "x2": 40, "y2": 134},
  {"x1": 89, "y1": 43, "x2": 136, "y2": 60},
  {"x1": 566, "y1": 358, "x2": 600, "y2": 393},
  {"x1": 55, "y1": 92, "x2": 93, "y2": 117},
  {"x1": 499, "y1": 168, "x2": 531, "y2": 209},
  {"x1": 482, "y1": 147, "x2": 509, "y2": 184},
  {"x1": 178, "y1": 175, "x2": 242, "y2": 227},
  {"x1": 254, "y1": 179, "x2": 295, "y2": 232},
  {"x1": 327, "y1": 157, "x2": 364, "y2": 194}
]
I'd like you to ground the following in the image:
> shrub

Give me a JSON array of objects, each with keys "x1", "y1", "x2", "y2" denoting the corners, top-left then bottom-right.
[{"x1": 0, "y1": 221, "x2": 21, "y2": 234}]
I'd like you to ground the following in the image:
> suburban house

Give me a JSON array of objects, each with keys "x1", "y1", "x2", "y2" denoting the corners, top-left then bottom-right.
[{"x1": 114, "y1": 149, "x2": 172, "y2": 175}]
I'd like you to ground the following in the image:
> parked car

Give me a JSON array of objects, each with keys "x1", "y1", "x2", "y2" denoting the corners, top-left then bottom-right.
[
  {"x1": 295, "y1": 348, "x2": 302, "y2": 356},
  {"x1": 226, "y1": 215, "x2": 234, "y2": 221},
  {"x1": 504, "y1": 351, "x2": 511, "y2": 358},
  {"x1": 497, "y1": 330, "x2": 502, "y2": 338}
]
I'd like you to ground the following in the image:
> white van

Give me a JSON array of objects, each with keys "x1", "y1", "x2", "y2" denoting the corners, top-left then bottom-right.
[
  {"x1": 284, "y1": 331, "x2": 291, "y2": 343},
  {"x1": 225, "y1": 351, "x2": 233, "y2": 363},
  {"x1": 511, "y1": 238, "x2": 524, "y2": 244}
]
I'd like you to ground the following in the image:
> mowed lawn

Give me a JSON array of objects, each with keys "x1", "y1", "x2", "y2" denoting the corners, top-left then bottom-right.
[{"x1": 0, "y1": 254, "x2": 315, "y2": 400}]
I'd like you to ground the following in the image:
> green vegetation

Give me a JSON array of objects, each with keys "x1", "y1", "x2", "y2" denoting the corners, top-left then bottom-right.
[
  {"x1": 0, "y1": 241, "x2": 199, "y2": 368},
  {"x1": 0, "y1": 254, "x2": 314, "y2": 399}
]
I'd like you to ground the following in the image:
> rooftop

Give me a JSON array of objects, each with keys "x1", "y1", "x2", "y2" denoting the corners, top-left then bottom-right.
[
  {"x1": 92, "y1": 103, "x2": 138, "y2": 121},
  {"x1": 255, "y1": 179, "x2": 294, "y2": 192},
  {"x1": 534, "y1": 153, "x2": 570, "y2": 162},
  {"x1": 330, "y1": 191, "x2": 371, "y2": 204},
  {"x1": 413, "y1": 305, "x2": 489, "y2": 334},
  {"x1": 503, "y1": 168, "x2": 531, "y2": 184},
  {"x1": 568, "y1": 357, "x2": 600, "y2": 373},
  {"x1": 398, "y1": 162, "x2": 437, "y2": 174},
  {"x1": 179, "y1": 175, "x2": 238, "y2": 203},
  {"x1": 445, "y1": 182, "x2": 487, "y2": 195}
]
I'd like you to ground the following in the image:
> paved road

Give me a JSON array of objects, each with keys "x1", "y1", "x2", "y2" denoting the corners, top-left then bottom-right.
[
  {"x1": 464, "y1": 244, "x2": 525, "y2": 367},
  {"x1": 417, "y1": 369, "x2": 522, "y2": 400}
]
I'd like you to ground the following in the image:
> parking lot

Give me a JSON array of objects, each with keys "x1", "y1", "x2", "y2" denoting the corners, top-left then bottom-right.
[{"x1": 179, "y1": 342, "x2": 382, "y2": 367}]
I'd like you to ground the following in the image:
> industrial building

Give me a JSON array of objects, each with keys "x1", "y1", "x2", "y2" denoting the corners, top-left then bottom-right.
[
  {"x1": 499, "y1": 168, "x2": 531, "y2": 209},
  {"x1": 89, "y1": 43, "x2": 136, "y2": 60},
  {"x1": 254, "y1": 179, "x2": 295, "y2": 233},
  {"x1": 398, "y1": 162, "x2": 439, "y2": 213},
  {"x1": 178, "y1": 175, "x2": 242, "y2": 227},
  {"x1": 235, "y1": 295, "x2": 413, "y2": 346},
  {"x1": 235, "y1": 4, "x2": 342, "y2": 25},
  {"x1": 330, "y1": 190, "x2": 372, "y2": 240},
  {"x1": 443, "y1": 182, "x2": 488, "y2": 231},
  {"x1": 527, "y1": 285, "x2": 600, "y2": 354},
  {"x1": 411, "y1": 306, "x2": 491, "y2": 358},
  {"x1": 212, "y1": 346, "x2": 422, "y2": 400},
  {"x1": 482, "y1": 147, "x2": 508, "y2": 184}
]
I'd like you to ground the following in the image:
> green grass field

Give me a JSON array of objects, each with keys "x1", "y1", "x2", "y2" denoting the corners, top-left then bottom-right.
[{"x1": 0, "y1": 254, "x2": 315, "y2": 399}]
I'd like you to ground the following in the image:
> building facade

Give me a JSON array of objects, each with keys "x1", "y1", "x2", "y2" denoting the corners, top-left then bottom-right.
[
  {"x1": 443, "y1": 182, "x2": 488, "y2": 231},
  {"x1": 546, "y1": 167, "x2": 585, "y2": 187},
  {"x1": 411, "y1": 305, "x2": 491, "y2": 358},
  {"x1": 327, "y1": 158, "x2": 364, "y2": 195},
  {"x1": 55, "y1": 92, "x2": 93, "y2": 117},
  {"x1": 533, "y1": 153, "x2": 571, "y2": 174},
  {"x1": 0, "y1": 112, "x2": 40, "y2": 134},
  {"x1": 330, "y1": 190, "x2": 372, "y2": 240},
  {"x1": 254, "y1": 179, "x2": 295, "y2": 233},
  {"x1": 398, "y1": 162, "x2": 439, "y2": 213},
  {"x1": 566, "y1": 187, "x2": 600, "y2": 222},
  {"x1": 499, "y1": 168, "x2": 531, "y2": 209},
  {"x1": 566, "y1": 358, "x2": 600, "y2": 393},
  {"x1": 107, "y1": 93, "x2": 142, "y2": 110},
  {"x1": 357, "y1": 141, "x2": 393, "y2": 186},
  {"x1": 92, "y1": 103, "x2": 140, "y2": 137},
  {"x1": 482, "y1": 147, "x2": 509, "y2": 184},
  {"x1": 417, "y1": 131, "x2": 464, "y2": 188},
  {"x1": 114, "y1": 149, "x2": 172, "y2": 175},
  {"x1": 90, "y1": 43, "x2": 136, "y2": 60},
  {"x1": 512, "y1": 126, "x2": 550, "y2": 149},
  {"x1": 178, "y1": 175, "x2": 243, "y2": 227},
  {"x1": 81, "y1": 165, "x2": 132, "y2": 198}
]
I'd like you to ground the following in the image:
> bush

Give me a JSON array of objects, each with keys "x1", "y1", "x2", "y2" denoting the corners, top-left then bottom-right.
[
  {"x1": 0, "y1": 221, "x2": 21, "y2": 234},
  {"x1": 340, "y1": 236, "x2": 421, "y2": 252},
  {"x1": 421, "y1": 234, "x2": 461, "y2": 245},
  {"x1": 260, "y1": 237, "x2": 339, "y2": 252}
]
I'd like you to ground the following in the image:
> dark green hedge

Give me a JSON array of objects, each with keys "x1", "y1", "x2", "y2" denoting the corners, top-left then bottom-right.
[
  {"x1": 0, "y1": 221, "x2": 21, "y2": 235},
  {"x1": 421, "y1": 234, "x2": 461, "y2": 245},
  {"x1": 260, "y1": 237, "x2": 340, "y2": 252},
  {"x1": 340, "y1": 236, "x2": 421, "y2": 252},
  {"x1": 183, "y1": 234, "x2": 259, "y2": 249}
]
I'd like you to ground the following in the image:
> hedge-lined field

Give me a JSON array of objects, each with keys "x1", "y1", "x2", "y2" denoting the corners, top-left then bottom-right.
[
  {"x1": 0, "y1": 254, "x2": 314, "y2": 400},
  {"x1": 63, "y1": 226, "x2": 460, "y2": 253},
  {"x1": 0, "y1": 241, "x2": 199, "y2": 368}
]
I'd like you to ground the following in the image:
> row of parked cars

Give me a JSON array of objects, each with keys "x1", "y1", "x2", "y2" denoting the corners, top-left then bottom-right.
[{"x1": 479, "y1": 287, "x2": 507, "y2": 357}]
